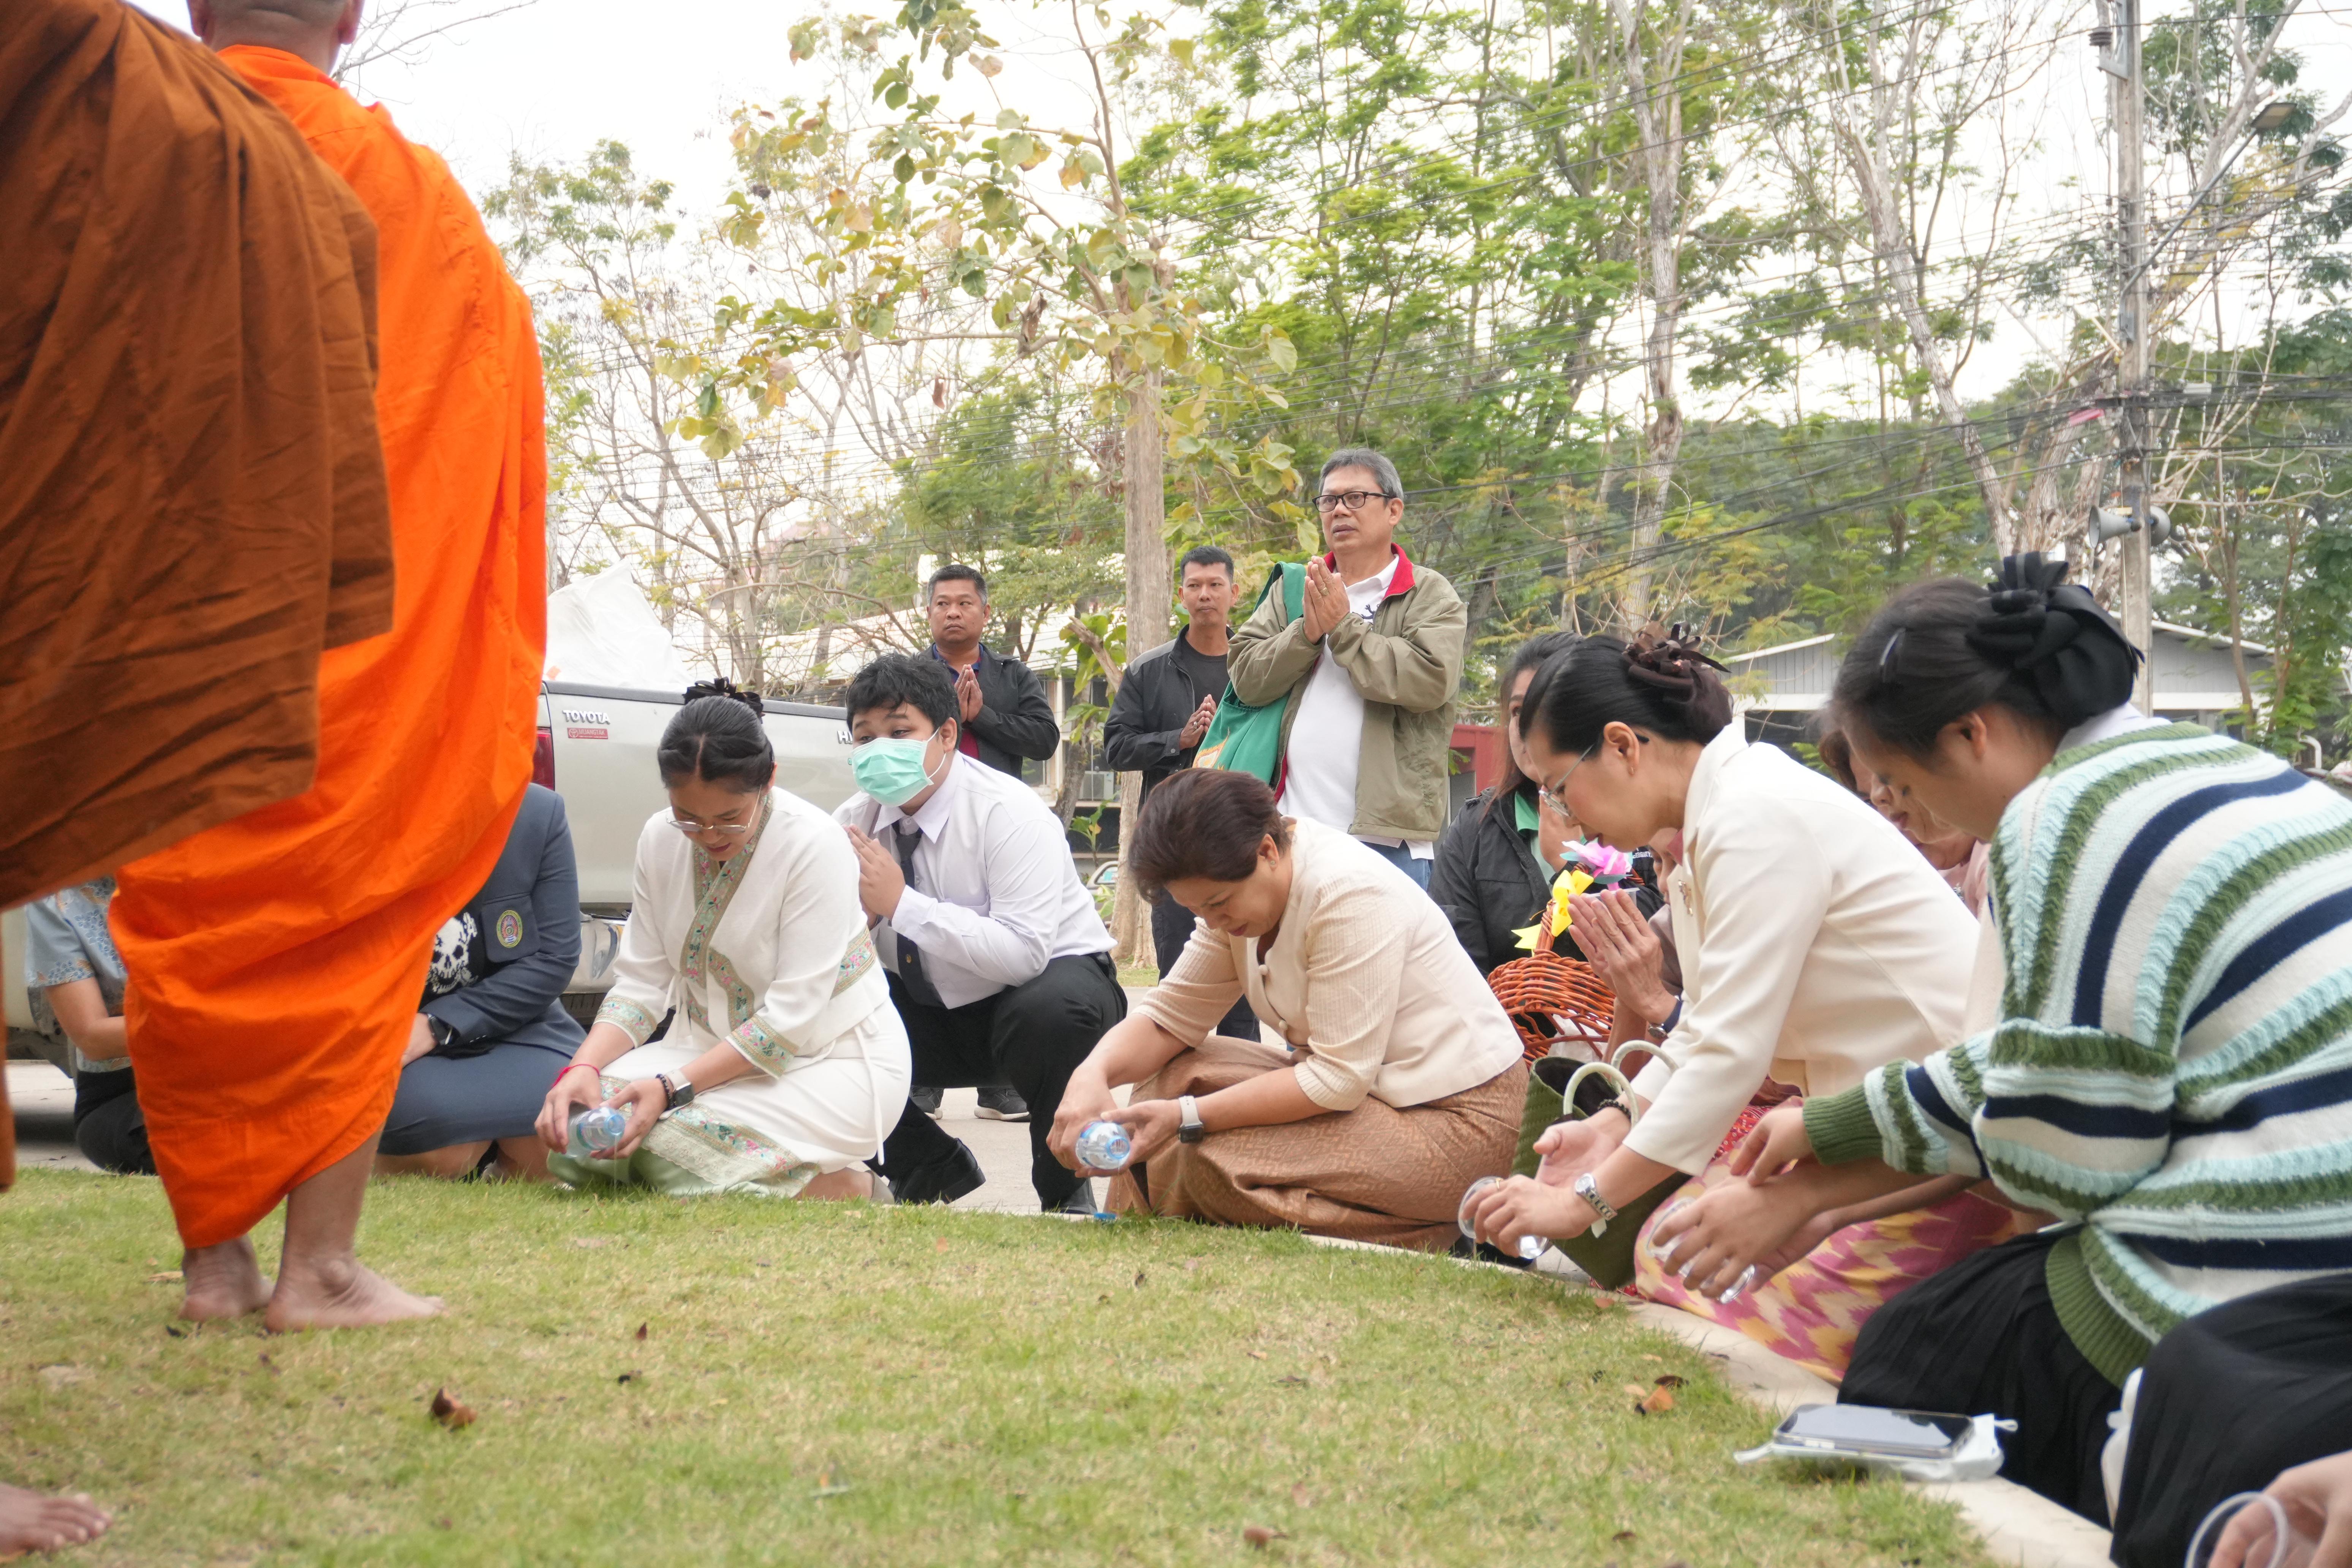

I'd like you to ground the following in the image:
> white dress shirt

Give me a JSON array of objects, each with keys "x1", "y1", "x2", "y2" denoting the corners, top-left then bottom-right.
[
  {"x1": 1278, "y1": 551, "x2": 1430, "y2": 857},
  {"x1": 1623, "y1": 725, "x2": 1981, "y2": 1173},
  {"x1": 835, "y1": 753, "x2": 1113, "y2": 1010}
]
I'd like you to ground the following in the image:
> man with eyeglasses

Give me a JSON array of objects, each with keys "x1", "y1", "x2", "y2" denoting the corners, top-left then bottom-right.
[{"x1": 1228, "y1": 448, "x2": 1467, "y2": 888}]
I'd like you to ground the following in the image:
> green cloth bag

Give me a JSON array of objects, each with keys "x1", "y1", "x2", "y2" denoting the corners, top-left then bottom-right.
[
  {"x1": 1192, "y1": 561, "x2": 1306, "y2": 786},
  {"x1": 1510, "y1": 1057, "x2": 1685, "y2": 1291}
]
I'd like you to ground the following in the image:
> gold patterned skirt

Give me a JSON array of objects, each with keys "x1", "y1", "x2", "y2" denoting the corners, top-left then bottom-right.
[{"x1": 1105, "y1": 1035, "x2": 1528, "y2": 1253}]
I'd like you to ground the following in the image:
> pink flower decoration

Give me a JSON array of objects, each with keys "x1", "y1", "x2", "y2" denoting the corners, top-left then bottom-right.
[{"x1": 1574, "y1": 840, "x2": 1634, "y2": 882}]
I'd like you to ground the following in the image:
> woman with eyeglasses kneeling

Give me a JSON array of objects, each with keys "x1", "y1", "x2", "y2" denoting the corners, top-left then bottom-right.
[
  {"x1": 1048, "y1": 768, "x2": 1528, "y2": 1252},
  {"x1": 535, "y1": 680, "x2": 911, "y2": 1198},
  {"x1": 1464, "y1": 623, "x2": 2028, "y2": 1378}
]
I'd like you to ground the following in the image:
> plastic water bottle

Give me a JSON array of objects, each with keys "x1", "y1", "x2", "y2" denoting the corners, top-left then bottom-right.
[
  {"x1": 1075, "y1": 1119, "x2": 1133, "y2": 1172},
  {"x1": 569, "y1": 1104, "x2": 627, "y2": 1158},
  {"x1": 1458, "y1": 1175, "x2": 1546, "y2": 1260}
]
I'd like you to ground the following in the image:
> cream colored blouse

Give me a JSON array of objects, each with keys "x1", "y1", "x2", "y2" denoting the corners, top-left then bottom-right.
[{"x1": 1133, "y1": 819, "x2": 1524, "y2": 1111}]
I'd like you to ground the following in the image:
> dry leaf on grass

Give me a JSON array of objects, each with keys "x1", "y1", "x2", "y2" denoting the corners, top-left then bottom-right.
[
  {"x1": 571, "y1": 1238, "x2": 610, "y2": 1250},
  {"x1": 634, "y1": 1323, "x2": 648, "y2": 1342},
  {"x1": 1242, "y1": 1525, "x2": 1289, "y2": 1548},
  {"x1": 428, "y1": 1388, "x2": 476, "y2": 1429},
  {"x1": 1291, "y1": 1483, "x2": 1312, "y2": 1508},
  {"x1": 145, "y1": 1271, "x2": 183, "y2": 1284},
  {"x1": 1133, "y1": 1269, "x2": 1147, "y2": 1288},
  {"x1": 1276, "y1": 1375, "x2": 1308, "y2": 1386},
  {"x1": 616, "y1": 1370, "x2": 642, "y2": 1385},
  {"x1": 1635, "y1": 1386, "x2": 1677, "y2": 1416},
  {"x1": 1613, "y1": 1530, "x2": 1638, "y2": 1544},
  {"x1": 935, "y1": 1237, "x2": 951, "y2": 1253},
  {"x1": 812, "y1": 1466, "x2": 852, "y2": 1498},
  {"x1": 1653, "y1": 1374, "x2": 1687, "y2": 1389},
  {"x1": 1246, "y1": 1350, "x2": 1268, "y2": 1361}
]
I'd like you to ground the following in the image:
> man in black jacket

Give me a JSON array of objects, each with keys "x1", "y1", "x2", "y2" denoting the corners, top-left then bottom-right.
[
  {"x1": 916, "y1": 563, "x2": 1064, "y2": 1119},
  {"x1": 1102, "y1": 545, "x2": 1257, "y2": 1038},
  {"x1": 373, "y1": 782, "x2": 588, "y2": 1179},
  {"x1": 924, "y1": 564, "x2": 1061, "y2": 780}
]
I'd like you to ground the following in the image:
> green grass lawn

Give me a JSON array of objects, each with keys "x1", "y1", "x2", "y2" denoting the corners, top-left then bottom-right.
[{"x1": 0, "y1": 1170, "x2": 1990, "y2": 1567}]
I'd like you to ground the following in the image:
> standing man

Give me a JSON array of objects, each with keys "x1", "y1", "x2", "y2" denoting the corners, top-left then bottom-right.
[
  {"x1": 837, "y1": 656, "x2": 1125, "y2": 1212},
  {"x1": 108, "y1": 0, "x2": 547, "y2": 1331},
  {"x1": 1228, "y1": 449, "x2": 1466, "y2": 889},
  {"x1": 915, "y1": 563, "x2": 1062, "y2": 1121},
  {"x1": 1102, "y1": 546, "x2": 1258, "y2": 1039},
  {"x1": 924, "y1": 564, "x2": 1061, "y2": 779}
]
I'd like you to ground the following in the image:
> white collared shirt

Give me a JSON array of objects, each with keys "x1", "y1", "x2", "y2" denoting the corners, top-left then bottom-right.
[
  {"x1": 835, "y1": 754, "x2": 1112, "y2": 1009},
  {"x1": 1277, "y1": 551, "x2": 1430, "y2": 855}
]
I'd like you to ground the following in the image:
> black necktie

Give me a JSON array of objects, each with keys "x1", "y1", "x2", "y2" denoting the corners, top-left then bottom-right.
[{"x1": 891, "y1": 822, "x2": 947, "y2": 1008}]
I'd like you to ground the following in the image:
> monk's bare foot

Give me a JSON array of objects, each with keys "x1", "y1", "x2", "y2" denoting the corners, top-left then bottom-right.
[
  {"x1": 266, "y1": 1254, "x2": 443, "y2": 1332},
  {"x1": 180, "y1": 1238, "x2": 273, "y2": 1321},
  {"x1": 0, "y1": 1483, "x2": 111, "y2": 1555}
]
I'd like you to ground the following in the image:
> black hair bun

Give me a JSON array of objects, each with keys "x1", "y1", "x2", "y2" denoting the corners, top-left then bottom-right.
[
  {"x1": 1965, "y1": 553, "x2": 2141, "y2": 727},
  {"x1": 683, "y1": 676, "x2": 765, "y2": 714},
  {"x1": 1623, "y1": 623, "x2": 1733, "y2": 733}
]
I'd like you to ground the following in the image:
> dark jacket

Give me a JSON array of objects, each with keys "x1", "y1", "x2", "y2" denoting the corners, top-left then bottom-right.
[
  {"x1": 934, "y1": 643, "x2": 1060, "y2": 778},
  {"x1": 1430, "y1": 785, "x2": 1663, "y2": 975},
  {"x1": 420, "y1": 784, "x2": 588, "y2": 1056},
  {"x1": 1101, "y1": 625, "x2": 1226, "y2": 801}
]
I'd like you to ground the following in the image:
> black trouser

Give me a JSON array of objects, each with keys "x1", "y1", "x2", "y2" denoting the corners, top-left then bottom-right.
[
  {"x1": 879, "y1": 954, "x2": 1125, "y2": 1207},
  {"x1": 73, "y1": 1065, "x2": 155, "y2": 1176},
  {"x1": 1149, "y1": 894, "x2": 1259, "y2": 1041},
  {"x1": 2111, "y1": 1273, "x2": 2352, "y2": 1567}
]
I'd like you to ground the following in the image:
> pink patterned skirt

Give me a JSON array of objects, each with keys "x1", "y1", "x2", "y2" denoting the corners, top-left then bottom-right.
[{"x1": 1630, "y1": 1100, "x2": 2033, "y2": 1381}]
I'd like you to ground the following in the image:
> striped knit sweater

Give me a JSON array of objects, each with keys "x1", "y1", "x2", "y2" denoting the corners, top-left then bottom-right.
[{"x1": 1806, "y1": 721, "x2": 2352, "y2": 1384}]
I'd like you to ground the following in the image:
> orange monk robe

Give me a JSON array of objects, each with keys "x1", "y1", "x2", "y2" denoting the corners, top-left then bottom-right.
[
  {"x1": 0, "y1": 0, "x2": 394, "y2": 908},
  {"x1": 112, "y1": 48, "x2": 548, "y2": 1250}
]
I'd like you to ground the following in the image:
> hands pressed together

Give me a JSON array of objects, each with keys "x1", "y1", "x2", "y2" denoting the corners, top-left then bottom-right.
[
  {"x1": 1564, "y1": 890, "x2": 1675, "y2": 1026},
  {"x1": 1299, "y1": 557, "x2": 1353, "y2": 643},
  {"x1": 1178, "y1": 692, "x2": 1219, "y2": 749},
  {"x1": 954, "y1": 664, "x2": 984, "y2": 725}
]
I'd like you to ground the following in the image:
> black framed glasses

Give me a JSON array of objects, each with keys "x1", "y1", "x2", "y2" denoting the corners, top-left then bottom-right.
[{"x1": 1313, "y1": 490, "x2": 1396, "y2": 514}]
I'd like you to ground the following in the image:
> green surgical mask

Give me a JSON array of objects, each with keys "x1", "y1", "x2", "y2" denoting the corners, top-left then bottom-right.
[{"x1": 852, "y1": 734, "x2": 945, "y2": 807}]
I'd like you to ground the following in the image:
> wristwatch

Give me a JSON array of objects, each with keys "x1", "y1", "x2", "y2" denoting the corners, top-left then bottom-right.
[
  {"x1": 1176, "y1": 1095, "x2": 1205, "y2": 1144},
  {"x1": 1573, "y1": 1171, "x2": 1619, "y2": 1238},
  {"x1": 426, "y1": 1017, "x2": 458, "y2": 1052},
  {"x1": 658, "y1": 1072, "x2": 697, "y2": 1111}
]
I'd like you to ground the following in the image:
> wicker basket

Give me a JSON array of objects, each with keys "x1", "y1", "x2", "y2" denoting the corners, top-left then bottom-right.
[{"x1": 1486, "y1": 903, "x2": 1617, "y2": 1064}]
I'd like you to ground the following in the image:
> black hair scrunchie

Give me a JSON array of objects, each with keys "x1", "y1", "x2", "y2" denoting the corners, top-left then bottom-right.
[
  {"x1": 1625, "y1": 623, "x2": 1734, "y2": 734},
  {"x1": 1964, "y1": 553, "x2": 2141, "y2": 727},
  {"x1": 684, "y1": 675, "x2": 766, "y2": 714}
]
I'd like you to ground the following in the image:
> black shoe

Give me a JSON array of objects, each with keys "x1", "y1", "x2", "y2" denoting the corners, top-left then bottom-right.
[
  {"x1": 1449, "y1": 1233, "x2": 1537, "y2": 1270},
  {"x1": 1051, "y1": 1178, "x2": 1099, "y2": 1215},
  {"x1": 975, "y1": 1084, "x2": 1029, "y2": 1122},
  {"x1": 909, "y1": 1084, "x2": 944, "y2": 1119},
  {"x1": 888, "y1": 1140, "x2": 986, "y2": 1206}
]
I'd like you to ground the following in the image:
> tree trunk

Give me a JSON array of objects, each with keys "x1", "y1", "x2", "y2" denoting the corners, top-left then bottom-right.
[{"x1": 1111, "y1": 371, "x2": 1170, "y2": 968}]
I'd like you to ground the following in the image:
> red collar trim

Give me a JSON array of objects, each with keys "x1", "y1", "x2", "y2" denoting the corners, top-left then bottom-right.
[{"x1": 1319, "y1": 545, "x2": 1415, "y2": 600}]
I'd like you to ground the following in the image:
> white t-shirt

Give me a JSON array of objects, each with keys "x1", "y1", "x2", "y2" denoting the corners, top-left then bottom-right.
[{"x1": 1277, "y1": 552, "x2": 1432, "y2": 857}]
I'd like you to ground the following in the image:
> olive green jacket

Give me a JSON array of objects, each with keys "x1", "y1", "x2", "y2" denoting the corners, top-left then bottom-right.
[{"x1": 1227, "y1": 548, "x2": 1467, "y2": 842}]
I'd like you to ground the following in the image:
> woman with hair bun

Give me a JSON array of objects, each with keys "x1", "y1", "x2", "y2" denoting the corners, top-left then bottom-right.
[
  {"x1": 1047, "y1": 768, "x2": 1527, "y2": 1252},
  {"x1": 534, "y1": 678, "x2": 911, "y2": 1197},
  {"x1": 1653, "y1": 555, "x2": 2352, "y2": 1528},
  {"x1": 1465, "y1": 622, "x2": 2020, "y2": 1377}
]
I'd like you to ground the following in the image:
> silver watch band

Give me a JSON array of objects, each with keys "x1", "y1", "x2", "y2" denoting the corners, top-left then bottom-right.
[{"x1": 1573, "y1": 1171, "x2": 1618, "y2": 1237}]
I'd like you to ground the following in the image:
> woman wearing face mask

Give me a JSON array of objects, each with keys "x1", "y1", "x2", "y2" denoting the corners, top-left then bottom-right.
[
  {"x1": 1463, "y1": 629, "x2": 2025, "y2": 1370},
  {"x1": 535, "y1": 680, "x2": 911, "y2": 1197},
  {"x1": 1653, "y1": 556, "x2": 2352, "y2": 1527}
]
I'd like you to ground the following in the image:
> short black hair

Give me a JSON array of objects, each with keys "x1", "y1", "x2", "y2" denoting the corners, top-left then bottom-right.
[
  {"x1": 844, "y1": 653, "x2": 956, "y2": 730},
  {"x1": 1179, "y1": 545, "x2": 1236, "y2": 581},
  {"x1": 926, "y1": 563, "x2": 987, "y2": 602},
  {"x1": 658, "y1": 678, "x2": 775, "y2": 793},
  {"x1": 1128, "y1": 768, "x2": 1291, "y2": 900}
]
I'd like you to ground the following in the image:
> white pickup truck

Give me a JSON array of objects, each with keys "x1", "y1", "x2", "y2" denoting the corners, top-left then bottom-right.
[{"x1": 538, "y1": 680, "x2": 856, "y2": 1016}]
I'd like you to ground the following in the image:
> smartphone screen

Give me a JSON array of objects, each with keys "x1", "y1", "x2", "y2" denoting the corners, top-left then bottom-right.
[{"x1": 1778, "y1": 1404, "x2": 1973, "y2": 1457}]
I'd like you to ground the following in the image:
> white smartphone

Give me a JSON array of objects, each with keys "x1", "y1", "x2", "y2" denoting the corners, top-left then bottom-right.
[{"x1": 1773, "y1": 1404, "x2": 1976, "y2": 1460}]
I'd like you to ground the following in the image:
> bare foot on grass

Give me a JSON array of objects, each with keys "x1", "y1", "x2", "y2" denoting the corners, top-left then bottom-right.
[
  {"x1": 0, "y1": 1483, "x2": 111, "y2": 1555},
  {"x1": 266, "y1": 1255, "x2": 443, "y2": 1332},
  {"x1": 180, "y1": 1238, "x2": 273, "y2": 1321}
]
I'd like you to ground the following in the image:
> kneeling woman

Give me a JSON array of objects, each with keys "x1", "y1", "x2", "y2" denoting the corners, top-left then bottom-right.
[
  {"x1": 537, "y1": 683, "x2": 911, "y2": 1197},
  {"x1": 1050, "y1": 769, "x2": 1527, "y2": 1253}
]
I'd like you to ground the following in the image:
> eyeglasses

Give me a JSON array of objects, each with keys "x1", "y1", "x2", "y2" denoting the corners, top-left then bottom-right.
[
  {"x1": 1313, "y1": 490, "x2": 1396, "y2": 514},
  {"x1": 1544, "y1": 746, "x2": 1597, "y2": 800},
  {"x1": 668, "y1": 814, "x2": 756, "y2": 838}
]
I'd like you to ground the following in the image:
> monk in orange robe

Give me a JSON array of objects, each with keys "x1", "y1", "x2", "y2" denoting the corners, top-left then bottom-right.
[
  {"x1": 0, "y1": 0, "x2": 395, "y2": 910},
  {"x1": 109, "y1": 0, "x2": 548, "y2": 1330}
]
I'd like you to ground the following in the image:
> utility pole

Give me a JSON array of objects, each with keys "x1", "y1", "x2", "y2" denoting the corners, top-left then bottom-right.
[{"x1": 2107, "y1": 0, "x2": 2156, "y2": 713}]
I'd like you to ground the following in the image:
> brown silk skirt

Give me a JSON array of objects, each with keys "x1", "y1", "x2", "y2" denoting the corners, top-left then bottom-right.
[{"x1": 1105, "y1": 1036, "x2": 1528, "y2": 1253}]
